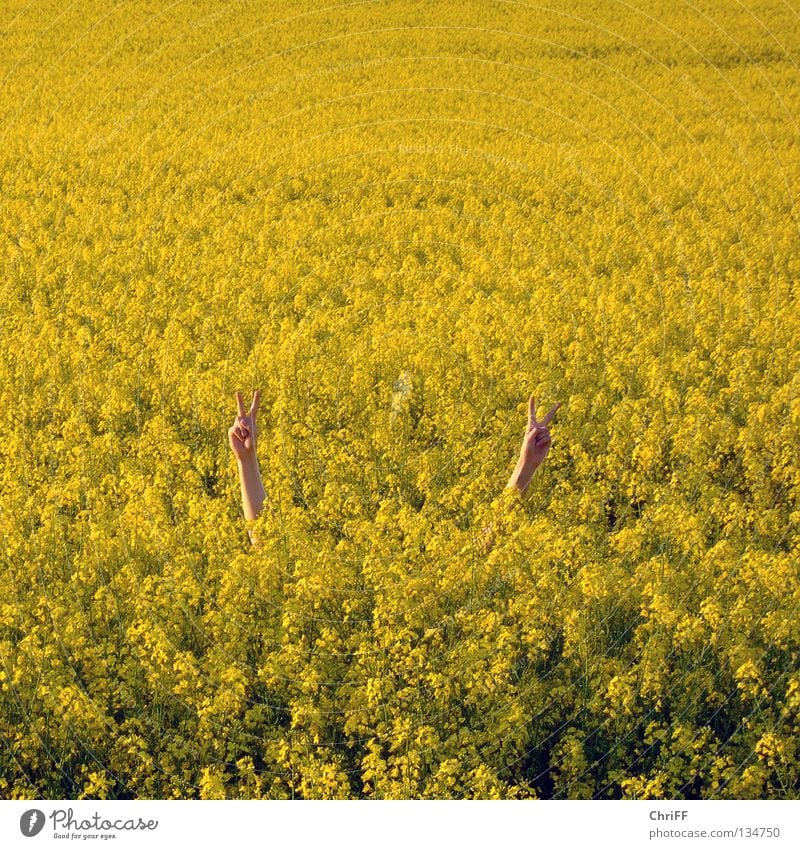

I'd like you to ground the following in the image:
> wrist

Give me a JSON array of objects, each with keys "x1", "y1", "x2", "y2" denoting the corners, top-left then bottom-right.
[{"x1": 236, "y1": 453, "x2": 259, "y2": 471}]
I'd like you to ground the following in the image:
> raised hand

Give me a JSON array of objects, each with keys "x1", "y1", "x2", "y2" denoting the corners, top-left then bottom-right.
[
  {"x1": 228, "y1": 389, "x2": 261, "y2": 463},
  {"x1": 508, "y1": 395, "x2": 562, "y2": 494},
  {"x1": 521, "y1": 395, "x2": 561, "y2": 472}
]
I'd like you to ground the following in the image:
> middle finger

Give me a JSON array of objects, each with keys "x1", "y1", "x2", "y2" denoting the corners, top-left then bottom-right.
[{"x1": 539, "y1": 402, "x2": 561, "y2": 427}]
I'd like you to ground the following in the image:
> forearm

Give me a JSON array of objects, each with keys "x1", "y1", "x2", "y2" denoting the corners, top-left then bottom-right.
[
  {"x1": 480, "y1": 457, "x2": 534, "y2": 553},
  {"x1": 237, "y1": 455, "x2": 267, "y2": 544},
  {"x1": 491, "y1": 394, "x2": 557, "y2": 537},
  {"x1": 506, "y1": 454, "x2": 536, "y2": 497}
]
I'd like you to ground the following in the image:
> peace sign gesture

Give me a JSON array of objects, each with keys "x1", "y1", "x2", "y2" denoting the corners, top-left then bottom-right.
[
  {"x1": 228, "y1": 389, "x2": 261, "y2": 463},
  {"x1": 508, "y1": 394, "x2": 562, "y2": 495},
  {"x1": 523, "y1": 394, "x2": 561, "y2": 467}
]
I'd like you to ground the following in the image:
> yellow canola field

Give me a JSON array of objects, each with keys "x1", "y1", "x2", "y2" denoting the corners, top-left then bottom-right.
[{"x1": 1, "y1": 0, "x2": 798, "y2": 799}]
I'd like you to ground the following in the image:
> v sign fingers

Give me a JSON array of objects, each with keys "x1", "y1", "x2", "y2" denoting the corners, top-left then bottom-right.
[
  {"x1": 230, "y1": 390, "x2": 258, "y2": 462},
  {"x1": 508, "y1": 393, "x2": 561, "y2": 495}
]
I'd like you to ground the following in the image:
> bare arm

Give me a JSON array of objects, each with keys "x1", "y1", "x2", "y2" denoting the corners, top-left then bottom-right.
[
  {"x1": 237, "y1": 456, "x2": 266, "y2": 544},
  {"x1": 229, "y1": 389, "x2": 266, "y2": 546},
  {"x1": 479, "y1": 394, "x2": 561, "y2": 552},
  {"x1": 506, "y1": 395, "x2": 561, "y2": 496}
]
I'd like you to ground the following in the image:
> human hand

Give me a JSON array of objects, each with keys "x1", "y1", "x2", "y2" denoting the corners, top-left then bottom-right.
[
  {"x1": 519, "y1": 395, "x2": 561, "y2": 473},
  {"x1": 507, "y1": 395, "x2": 561, "y2": 494},
  {"x1": 229, "y1": 389, "x2": 261, "y2": 463}
]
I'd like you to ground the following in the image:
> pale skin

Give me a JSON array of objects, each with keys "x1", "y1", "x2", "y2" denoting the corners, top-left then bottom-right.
[
  {"x1": 506, "y1": 395, "x2": 562, "y2": 495},
  {"x1": 228, "y1": 389, "x2": 266, "y2": 545},
  {"x1": 229, "y1": 389, "x2": 561, "y2": 546}
]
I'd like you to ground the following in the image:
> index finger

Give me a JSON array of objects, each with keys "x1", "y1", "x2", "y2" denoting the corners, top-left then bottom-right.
[
  {"x1": 527, "y1": 395, "x2": 536, "y2": 427},
  {"x1": 539, "y1": 402, "x2": 562, "y2": 427},
  {"x1": 236, "y1": 390, "x2": 246, "y2": 418}
]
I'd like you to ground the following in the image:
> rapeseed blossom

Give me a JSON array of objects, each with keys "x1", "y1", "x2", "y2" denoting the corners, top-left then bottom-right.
[{"x1": 0, "y1": 0, "x2": 798, "y2": 800}]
